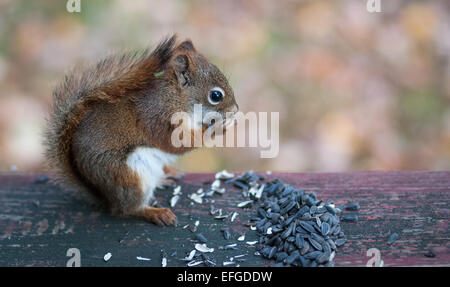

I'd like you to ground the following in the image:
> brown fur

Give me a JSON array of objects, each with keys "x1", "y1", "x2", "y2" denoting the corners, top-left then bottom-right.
[{"x1": 44, "y1": 35, "x2": 238, "y2": 225}]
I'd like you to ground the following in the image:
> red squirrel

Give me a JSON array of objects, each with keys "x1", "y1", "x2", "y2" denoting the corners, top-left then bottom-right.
[{"x1": 44, "y1": 35, "x2": 238, "y2": 226}]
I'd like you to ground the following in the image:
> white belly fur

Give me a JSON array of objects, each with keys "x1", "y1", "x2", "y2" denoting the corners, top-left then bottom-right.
[{"x1": 126, "y1": 147, "x2": 178, "y2": 206}]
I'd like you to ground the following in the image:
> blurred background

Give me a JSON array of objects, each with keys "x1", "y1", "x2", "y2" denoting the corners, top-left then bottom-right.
[{"x1": 0, "y1": 0, "x2": 449, "y2": 173}]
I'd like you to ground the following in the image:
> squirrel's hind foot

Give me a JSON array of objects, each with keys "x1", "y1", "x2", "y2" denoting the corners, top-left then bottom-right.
[{"x1": 142, "y1": 206, "x2": 177, "y2": 226}]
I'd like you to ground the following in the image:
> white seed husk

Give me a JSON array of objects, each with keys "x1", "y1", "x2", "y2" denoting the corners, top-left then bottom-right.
[
  {"x1": 215, "y1": 170, "x2": 235, "y2": 180},
  {"x1": 231, "y1": 212, "x2": 239, "y2": 222},
  {"x1": 103, "y1": 252, "x2": 112, "y2": 262},
  {"x1": 237, "y1": 200, "x2": 253, "y2": 208},
  {"x1": 195, "y1": 243, "x2": 214, "y2": 253},
  {"x1": 170, "y1": 195, "x2": 180, "y2": 207},
  {"x1": 184, "y1": 250, "x2": 197, "y2": 261},
  {"x1": 173, "y1": 186, "x2": 182, "y2": 195},
  {"x1": 187, "y1": 260, "x2": 204, "y2": 267},
  {"x1": 189, "y1": 193, "x2": 203, "y2": 204},
  {"x1": 211, "y1": 180, "x2": 221, "y2": 189}
]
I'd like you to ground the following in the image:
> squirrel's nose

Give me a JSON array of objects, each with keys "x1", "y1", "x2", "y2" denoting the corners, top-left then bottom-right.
[{"x1": 230, "y1": 104, "x2": 239, "y2": 113}]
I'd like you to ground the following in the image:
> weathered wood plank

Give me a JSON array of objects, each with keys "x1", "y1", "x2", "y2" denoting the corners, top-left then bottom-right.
[{"x1": 0, "y1": 171, "x2": 448, "y2": 266}]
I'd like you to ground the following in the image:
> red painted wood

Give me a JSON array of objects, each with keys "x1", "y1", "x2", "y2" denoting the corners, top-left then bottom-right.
[{"x1": 0, "y1": 171, "x2": 448, "y2": 266}]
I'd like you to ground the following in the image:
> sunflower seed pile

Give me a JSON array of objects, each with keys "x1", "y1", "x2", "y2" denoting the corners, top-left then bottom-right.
[
  {"x1": 163, "y1": 170, "x2": 349, "y2": 267},
  {"x1": 230, "y1": 171, "x2": 265, "y2": 198},
  {"x1": 250, "y1": 178, "x2": 347, "y2": 267}
]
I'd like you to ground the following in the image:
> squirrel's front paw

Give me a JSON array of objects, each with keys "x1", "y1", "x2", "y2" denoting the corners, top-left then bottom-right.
[
  {"x1": 163, "y1": 165, "x2": 185, "y2": 180},
  {"x1": 143, "y1": 207, "x2": 177, "y2": 226}
]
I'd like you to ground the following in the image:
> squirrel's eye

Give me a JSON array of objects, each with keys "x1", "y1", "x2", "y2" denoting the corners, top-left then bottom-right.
[{"x1": 208, "y1": 87, "x2": 224, "y2": 105}]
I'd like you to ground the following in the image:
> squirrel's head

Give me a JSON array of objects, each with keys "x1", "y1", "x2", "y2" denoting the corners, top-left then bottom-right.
[
  {"x1": 172, "y1": 41, "x2": 238, "y2": 127},
  {"x1": 150, "y1": 36, "x2": 238, "y2": 132},
  {"x1": 135, "y1": 35, "x2": 238, "y2": 152}
]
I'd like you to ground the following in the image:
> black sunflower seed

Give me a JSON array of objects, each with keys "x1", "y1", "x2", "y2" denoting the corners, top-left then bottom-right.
[
  {"x1": 281, "y1": 224, "x2": 294, "y2": 239},
  {"x1": 311, "y1": 233, "x2": 325, "y2": 244},
  {"x1": 300, "y1": 241, "x2": 310, "y2": 255},
  {"x1": 330, "y1": 215, "x2": 339, "y2": 226},
  {"x1": 271, "y1": 225, "x2": 283, "y2": 233},
  {"x1": 341, "y1": 214, "x2": 358, "y2": 222},
  {"x1": 221, "y1": 229, "x2": 231, "y2": 240},
  {"x1": 333, "y1": 225, "x2": 341, "y2": 236},
  {"x1": 316, "y1": 206, "x2": 327, "y2": 214},
  {"x1": 233, "y1": 181, "x2": 248, "y2": 190},
  {"x1": 335, "y1": 238, "x2": 347, "y2": 247},
  {"x1": 321, "y1": 222, "x2": 330, "y2": 236},
  {"x1": 308, "y1": 238, "x2": 323, "y2": 251},
  {"x1": 269, "y1": 212, "x2": 281, "y2": 223},
  {"x1": 261, "y1": 246, "x2": 271, "y2": 257},
  {"x1": 271, "y1": 203, "x2": 280, "y2": 213},
  {"x1": 285, "y1": 252, "x2": 300, "y2": 265},
  {"x1": 298, "y1": 206, "x2": 310, "y2": 216},
  {"x1": 194, "y1": 233, "x2": 207, "y2": 243},
  {"x1": 280, "y1": 201, "x2": 296, "y2": 215},
  {"x1": 298, "y1": 255, "x2": 308, "y2": 267},
  {"x1": 258, "y1": 207, "x2": 267, "y2": 218},
  {"x1": 315, "y1": 217, "x2": 322, "y2": 227},
  {"x1": 278, "y1": 197, "x2": 290, "y2": 208},
  {"x1": 322, "y1": 241, "x2": 331, "y2": 254},
  {"x1": 295, "y1": 227, "x2": 308, "y2": 235},
  {"x1": 268, "y1": 246, "x2": 277, "y2": 259},
  {"x1": 295, "y1": 234, "x2": 305, "y2": 249},
  {"x1": 267, "y1": 233, "x2": 280, "y2": 245},
  {"x1": 305, "y1": 197, "x2": 315, "y2": 207},
  {"x1": 256, "y1": 218, "x2": 268, "y2": 230},
  {"x1": 283, "y1": 241, "x2": 290, "y2": 252},
  {"x1": 275, "y1": 252, "x2": 288, "y2": 262},
  {"x1": 250, "y1": 215, "x2": 262, "y2": 222},
  {"x1": 327, "y1": 238, "x2": 337, "y2": 250},
  {"x1": 274, "y1": 237, "x2": 283, "y2": 248},
  {"x1": 320, "y1": 213, "x2": 331, "y2": 222},
  {"x1": 304, "y1": 251, "x2": 322, "y2": 260},
  {"x1": 325, "y1": 205, "x2": 336, "y2": 215},
  {"x1": 262, "y1": 221, "x2": 272, "y2": 233},
  {"x1": 313, "y1": 223, "x2": 322, "y2": 234},
  {"x1": 387, "y1": 233, "x2": 399, "y2": 245},
  {"x1": 280, "y1": 187, "x2": 293, "y2": 198},
  {"x1": 288, "y1": 243, "x2": 297, "y2": 253},
  {"x1": 316, "y1": 252, "x2": 330, "y2": 264},
  {"x1": 283, "y1": 215, "x2": 295, "y2": 226},
  {"x1": 345, "y1": 202, "x2": 360, "y2": 211},
  {"x1": 424, "y1": 250, "x2": 436, "y2": 258},
  {"x1": 299, "y1": 221, "x2": 315, "y2": 233}
]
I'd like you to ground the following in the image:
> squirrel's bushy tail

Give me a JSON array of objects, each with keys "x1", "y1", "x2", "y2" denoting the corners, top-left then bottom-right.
[{"x1": 43, "y1": 35, "x2": 177, "y2": 195}]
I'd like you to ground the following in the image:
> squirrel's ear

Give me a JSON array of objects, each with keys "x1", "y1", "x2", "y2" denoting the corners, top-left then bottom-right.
[
  {"x1": 173, "y1": 53, "x2": 192, "y2": 87},
  {"x1": 177, "y1": 40, "x2": 196, "y2": 52}
]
